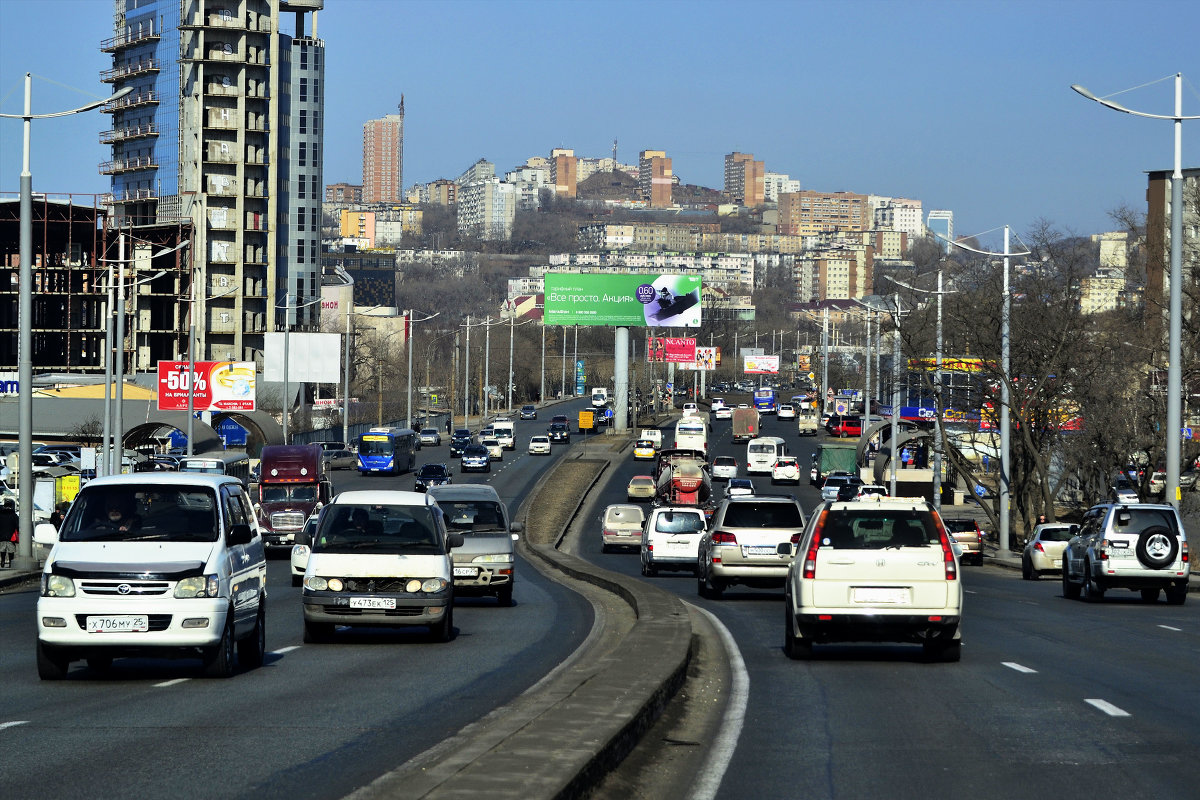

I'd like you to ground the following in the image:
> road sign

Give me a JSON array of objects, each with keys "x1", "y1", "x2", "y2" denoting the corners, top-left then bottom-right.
[
  {"x1": 808, "y1": 372, "x2": 815, "y2": 381},
  {"x1": 604, "y1": 407, "x2": 614, "y2": 419}
]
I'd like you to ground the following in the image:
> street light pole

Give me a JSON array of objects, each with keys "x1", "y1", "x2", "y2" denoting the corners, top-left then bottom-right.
[
  {"x1": 1072, "y1": 73, "x2": 1198, "y2": 508},
  {"x1": 405, "y1": 309, "x2": 440, "y2": 430},
  {"x1": 0, "y1": 75, "x2": 129, "y2": 567}
]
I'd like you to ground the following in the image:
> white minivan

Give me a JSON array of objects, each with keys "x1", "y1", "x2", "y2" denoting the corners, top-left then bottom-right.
[
  {"x1": 641, "y1": 505, "x2": 708, "y2": 576},
  {"x1": 746, "y1": 436, "x2": 788, "y2": 474},
  {"x1": 34, "y1": 473, "x2": 268, "y2": 680},
  {"x1": 491, "y1": 419, "x2": 516, "y2": 450},
  {"x1": 301, "y1": 490, "x2": 463, "y2": 642}
]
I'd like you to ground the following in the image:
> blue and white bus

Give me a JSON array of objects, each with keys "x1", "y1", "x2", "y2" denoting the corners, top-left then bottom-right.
[
  {"x1": 357, "y1": 427, "x2": 419, "y2": 475},
  {"x1": 753, "y1": 387, "x2": 777, "y2": 414},
  {"x1": 179, "y1": 451, "x2": 252, "y2": 485}
]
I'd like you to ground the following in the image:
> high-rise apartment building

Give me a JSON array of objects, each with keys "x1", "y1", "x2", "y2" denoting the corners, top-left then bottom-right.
[
  {"x1": 724, "y1": 152, "x2": 765, "y2": 207},
  {"x1": 102, "y1": 0, "x2": 326, "y2": 364},
  {"x1": 871, "y1": 197, "x2": 924, "y2": 239},
  {"x1": 1144, "y1": 167, "x2": 1199, "y2": 338},
  {"x1": 362, "y1": 98, "x2": 405, "y2": 203},
  {"x1": 639, "y1": 150, "x2": 673, "y2": 208},
  {"x1": 926, "y1": 210, "x2": 953, "y2": 249},
  {"x1": 777, "y1": 191, "x2": 870, "y2": 236},
  {"x1": 763, "y1": 172, "x2": 800, "y2": 203},
  {"x1": 457, "y1": 179, "x2": 517, "y2": 241},
  {"x1": 550, "y1": 148, "x2": 578, "y2": 198}
]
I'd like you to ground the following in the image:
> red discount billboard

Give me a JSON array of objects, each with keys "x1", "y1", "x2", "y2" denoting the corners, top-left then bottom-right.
[{"x1": 157, "y1": 361, "x2": 257, "y2": 411}]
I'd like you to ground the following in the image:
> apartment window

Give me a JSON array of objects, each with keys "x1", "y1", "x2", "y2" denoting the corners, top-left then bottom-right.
[
  {"x1": 299, "y1": 46, "x2": 308, "y2": 69},
  {"x1": 298, "y1": 142, "x2": 307, "y2": 167},
  {"x1": 297, "y1": 208, "x2": 306, "y2": 232},
  {"x1": 299, "y1": 110, "x2": 307, "y2": 134},
  {"x1": 310, "y1": 175, "x2": 318, "y2": 197},
  {"x1": 311, "y1": 110, "x2": 319, "y2": 133},
  {"x1": 310, "y1": 208, "x2": 318, "y2": 230},
  {"x1": 299, "y1": 78, "x2": 307, "y2": 102},
  {"x1": 312, "y1": 79, "x2": 319, "y2": 102},
  {"x1": 311, "y1": 142, "x2": 320, "y2": 163},
  {"x1": 297, "y1": 177, "x2": 306, "y2": 199},
  {"x1": 297, "y1": 239, "x2": 305, "y2": 260}
]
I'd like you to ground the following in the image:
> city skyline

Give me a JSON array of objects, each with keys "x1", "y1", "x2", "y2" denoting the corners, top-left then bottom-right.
[{"x1": 2, "y1": 0, "x2": 1199, "y2": 250}]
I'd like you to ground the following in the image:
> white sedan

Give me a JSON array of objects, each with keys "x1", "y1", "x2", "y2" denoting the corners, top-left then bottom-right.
[
  {"x1": 1021, "y1": 523, "x2": 1075, "y2": 580},
  {"x1": 713, "y1": 406, "x2": 733, "y2": 420},
  {"x1": 528, "y1": 435, "x2": 551, "y2": 455},
  {"x1": 777, "y1": 404, "x2": 795, "y2": 420},
  {"x1": 483, "y1": 439, "x2": 504, "y2": 460}
]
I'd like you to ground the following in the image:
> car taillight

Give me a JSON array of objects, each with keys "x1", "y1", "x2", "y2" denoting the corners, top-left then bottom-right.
[
  {"x1": 712, "y1": 531, "x2": 738, "y2": 545},
  {"x1": 1182, "y1": 541, "x2": 1189, "y2": 563},
  {"x1": 1034, "y1": 541, "x2": 1044, "y2": 553},
  {"x1": 803, "y1": 509, "x2": 829, "y2": 578},
  {"x1": 934, "y1": 517, "x2": 957, "y2": 580},
  {"x1": 1097, "y1": 539, "x2": 1109, "y2": 560}
]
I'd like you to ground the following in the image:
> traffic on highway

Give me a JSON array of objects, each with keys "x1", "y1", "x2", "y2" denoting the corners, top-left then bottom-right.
[{"x1": 2, "y1": 393, "x2": 1198, "y2": 800}]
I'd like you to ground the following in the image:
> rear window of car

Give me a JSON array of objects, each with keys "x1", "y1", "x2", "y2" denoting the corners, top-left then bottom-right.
[
  {"x1": 1039, "y1": 526, "x2": 1074, "y2": 542},
  {"x1": 1111, "y1": 507, "x2": 1179, "y2": 534},
  {"x1": 606, "y1": 506, "x2": 644, "y2": 525},
  {"x1": 714, "y1": 457, "x2": 736, "y2": 466},
  {"x1": 722, "y1": 501, "x2": 803, "y2": 529},
  {"x1": 942, "y1": 519, "x2": 977, "y2": 533},
  {"x1": 655, "y1": 511, "x2": 705, "y2": 533},
  {"x1": 819, "y1": 509, "x2": 938, "y2": 549}
]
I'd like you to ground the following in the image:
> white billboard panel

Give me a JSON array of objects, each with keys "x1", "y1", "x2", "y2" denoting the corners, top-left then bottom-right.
[{"x1": 264, "y1": 332, "x2": 342, "y2": 382}]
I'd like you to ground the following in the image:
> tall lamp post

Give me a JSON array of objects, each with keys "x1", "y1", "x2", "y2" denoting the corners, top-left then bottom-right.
[
  {"x1": 0, "y1": 75, "x2": 129, "y2": 568},
  {"x1": 942, "y1": 228, "x2": 1030, "y2": 552},
  {"x1": 1072, "y1": 73, "x2": 1199, "y2": 508},
  {"x1": 405, "y1": 309, "x2": 440, "y2": 431}
]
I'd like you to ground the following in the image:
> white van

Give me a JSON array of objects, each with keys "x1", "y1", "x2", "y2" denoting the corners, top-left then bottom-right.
[
  {"x1": 746, "y1": 436, "x2": 788, "y2": 474},
  {"x1": 491, "y1": 419, "x2": 516, "y2": 450},
  {"x1": 301, "y1": 490, "x2": 463, "y2": 642},
  {"x1": 641, "y1": 506, "x2": 708, "y2": 575},
  {"x1": 674, "y1": 417, "x2": 708, "y2": 452},
  {"x1": 33, "y1": 473, "x2": 268, "y2": 680}
]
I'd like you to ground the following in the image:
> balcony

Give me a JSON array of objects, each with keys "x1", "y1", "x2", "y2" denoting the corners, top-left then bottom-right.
[
  {"x1": 99, "y1": 155, "x2": 158, "y2": 175},
  {"x1": 102, "y1": 90, "x2": 159, "y2": 113},
  {"x1": 100, "y1": 27, "x2": 161, "y2": 52},
  {"x1": 99, "y1": 122, "x2": 159, "y2": 144},
  {"x1": 107, "y1": 188, "x2": 158, "y2": 204},
  {"x1": 100, "y1": 58, "x2": 160, "y2": 83}
]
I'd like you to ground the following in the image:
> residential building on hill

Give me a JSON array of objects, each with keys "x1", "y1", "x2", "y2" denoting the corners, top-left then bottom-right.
[
  {"x1": 724, "y1": 152, "x2": 765, "y2": 207},
  {"x1": 639, "y1": 150, "x2": 673, "y2": 208},
  {"x1": 362, "y1": 98, "x2": 405, "y2": 203},
  {"x1": 763, "y1": 172, "x2": 801, "y2": 203},
  {"x1": 550, "y1": 148, "x2": 578, "y2": 198},
  {"x1": 457, "y1": 178, "x2": 517, "y2": 240},
  {"x1": 778, "y1": 191, "x2": 870, "y2": 236}
]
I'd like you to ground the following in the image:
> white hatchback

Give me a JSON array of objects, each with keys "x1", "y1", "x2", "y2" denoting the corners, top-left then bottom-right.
[
  {"x1": 528, "y1": 435, "x2": 551, "y2": 455},
  {"x1": 777, "y1": 404, "x2": 795, "y2": 420},
  {"x1": 771, "y1": 456, "x2": 801, "y2": 485}
]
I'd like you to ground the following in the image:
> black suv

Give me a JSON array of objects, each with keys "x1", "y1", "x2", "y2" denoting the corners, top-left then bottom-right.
[
  {"x1": 413, "y1": 463, "x2": 452, "y2": 493},
  {"x1": 548, "y1": 422, "x2": 571, "y2": 443},
  {"x1": 519, "y1": 405, "x2": 537, "y2": 420}
]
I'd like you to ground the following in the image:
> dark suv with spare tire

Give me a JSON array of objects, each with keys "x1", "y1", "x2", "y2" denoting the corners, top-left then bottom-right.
[{"x1": 1062, "y1": 502, "x2": 1189, "y2": 604}]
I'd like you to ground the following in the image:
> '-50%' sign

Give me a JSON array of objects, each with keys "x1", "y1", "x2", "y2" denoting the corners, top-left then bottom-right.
[{"x1": 157, "y1": 361, "x2": 256, "y2": 411}]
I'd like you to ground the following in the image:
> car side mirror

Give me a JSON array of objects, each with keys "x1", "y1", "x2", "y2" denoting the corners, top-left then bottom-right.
[
  {"x1": 34, "y1": 521, "x2": 59, "y2": 546},
  {"x1": 227, "y1": 523, "x2": 253, "y2": 546},
  {"x1": 1069, "y1": 525, "x2": 1079, "y2": 535},
  {"x1": 510, "y1": 521, "x2": 523, "y2": 533},
  {"x1": 446, "y1": 532, "x2": 465, "y2": 550}
]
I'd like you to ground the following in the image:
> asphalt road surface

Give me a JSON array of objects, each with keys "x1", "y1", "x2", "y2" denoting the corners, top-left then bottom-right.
[{"x1": 0, "y1": 401, "x2": 595, "y2": 800}]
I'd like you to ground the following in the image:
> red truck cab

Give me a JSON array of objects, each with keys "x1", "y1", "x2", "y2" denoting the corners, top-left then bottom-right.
[{"x1": 255, "y1": 444, "x2": 332, "y2": 548}]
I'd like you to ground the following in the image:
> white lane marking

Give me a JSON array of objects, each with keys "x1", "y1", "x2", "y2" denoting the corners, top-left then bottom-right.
[
  {"x1": 155, "y1": 678, "x2": 190, "y2": 688},
  {"x1": 688, "y1": 606, "x2": 748, "y2": 800},
  {"x1": 0, "y1": 721, "x2": 30, "y2": 731},
  {"x1": 1158, "y1": 625, "x2": 1181, "y2": 632},
  {"x1": 1086, "y1": 699, "x2": 1130, "y2": 717},
  {"x1": 1002, "y1": 662, "x2": 1038, "y2": 674},
  {"x1": 272, "y1": 646, "x2": 301, "y2": 655},
  {"x1": 965, "y1": 589, "x2": 977, "y2": 594}
]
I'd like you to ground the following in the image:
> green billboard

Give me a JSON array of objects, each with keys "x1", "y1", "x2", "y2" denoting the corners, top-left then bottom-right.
[{"x1": 543, "y1": 273, "x2": 702, "y2": 327}]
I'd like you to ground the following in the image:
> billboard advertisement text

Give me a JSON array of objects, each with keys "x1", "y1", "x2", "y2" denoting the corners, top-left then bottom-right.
[
  {"x1": 157, "y1": 361, "x2": 256, "y2": 411},
  {"x1": 743, "y1": 355, "x2": 780, "y2": 374},
  {"x1": 648, "y1": 336, "x2": 697, "y2": 363},
  {"x1": 545, "y1": 274, "x2": 701, "y2": 327}
]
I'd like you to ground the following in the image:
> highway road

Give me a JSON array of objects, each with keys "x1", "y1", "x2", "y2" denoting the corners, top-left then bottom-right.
[
  {"x1": 0, "y1": 400, "x2": 596, "y2": 800},
  {"x1": 579, "y1": 399, "x2": 1200, "y2": 800}
]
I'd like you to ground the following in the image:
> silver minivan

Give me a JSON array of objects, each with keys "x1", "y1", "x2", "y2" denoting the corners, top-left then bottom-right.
[{"x1": 428, "y1": 484, "x2": 522, "y2": 606}]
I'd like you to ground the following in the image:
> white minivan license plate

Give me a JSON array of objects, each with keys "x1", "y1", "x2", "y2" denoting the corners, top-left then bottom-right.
[
  {"x1": 87, "y1": 615, "x2": 149, "y2": 633},
  {"x1": 453, "y1": 566, "x2": 480, "y2": 577},
  {"x1": 349, "y1": 597, "x2": 395, "y2": 610}
]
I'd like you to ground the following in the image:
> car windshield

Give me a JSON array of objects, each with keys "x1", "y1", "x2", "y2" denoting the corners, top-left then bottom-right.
[
  {"x1": 1039, "y1": 526, "x2": 1074, "y2": 542},
  {"x1": 819, "y1": 509, "x2": 939, "y2": 549},
  {"x1": 722, "y1": 501, "x2": 802, "y2": 528},
  {"x1": 59, "y1": 485, "x2": 220, "y2": 543},
  {"x1": 314, "y1": 504, "x2": 442, "y2": 554},
  {"x1": 439, "y1": 500, "x2": 506, "y2": 532},
  {"x1": 261, "y1": 485, "x2": 318, "y2": 503},
  {"x1": 943, "y1": 519, "x2": 976, "y2": 532},
  {"x1": 421, "y1": 429, "x2": 438, "y2": 436},
  {"x1": 454, "y1": 429, "x2": 471, "y2": 438},
  {"x1": 464, "y1": 446, "x2": 487, "y2": 456},
  {"x1": 655, "y1": 511, "x2": 705, "y2": 533},
  {"x1": 418, "y1": 465, "x2": 448, "y2": 478}
]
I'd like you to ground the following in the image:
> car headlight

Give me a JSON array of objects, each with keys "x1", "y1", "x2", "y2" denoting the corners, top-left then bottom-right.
[
  {"x1": 327, "y1": 578, "x2": 344, "y2": 592},
  {"x1": 43, "y1": 573, "x2": 76, "y2": 598},
  {"x1": 175, "y1": 574, "x2": 220, "y2": 598},
  {"x1": 421, "y1": 577, "x2": 448, "y2": 593},
  {"x1": 304, "y1": 575, "x2": 329, "y2": 591},
  {"x1": 292, "y1": 544, "x2": 310, "y2": 558},
  {"x1": 472, "y1": 554, "x2": 512, "y2": 563}
]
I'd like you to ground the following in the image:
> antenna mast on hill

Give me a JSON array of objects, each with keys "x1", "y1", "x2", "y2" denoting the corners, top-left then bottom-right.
[{"x1": 612, "y1": 138, "x2": 618, "y2": 169}]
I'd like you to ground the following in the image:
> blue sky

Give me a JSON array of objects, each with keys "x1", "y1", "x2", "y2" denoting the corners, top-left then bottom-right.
[{"x1": 2, "y1": 0, "x2": 1198, "y2": 248}]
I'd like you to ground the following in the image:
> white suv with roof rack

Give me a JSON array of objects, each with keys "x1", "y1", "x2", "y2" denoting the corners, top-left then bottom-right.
[{"x1": 781, "y1": 496, "x2": 963, "y2": 662}]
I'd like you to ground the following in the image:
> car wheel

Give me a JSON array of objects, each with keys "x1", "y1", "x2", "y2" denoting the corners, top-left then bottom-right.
[
  {"x1": 1082, "y1": 562, "x2": 1105, "y2": 603},
  {"x1": 641, "y1": 560, "x2": 657, "y2": 577},
  {"x1": 429, "y1": 604, "x2": 454, "y2": 642},
  {"x1": 1165, "y1": 584, "x2": 1188, "y2": 605},
  {"x1": 1021, "y1": 556, "x2": 1033, "y2": 580},
  {"x1": 923, "y1": 638, "x2": 962, "y2": 663},
  {"x1": 783, "y1": 594, "x2": 811, "y2": 660},
  {"x1": 202, "y1": 610, "x2": 236, "y2": 678},
  {"x1": 237, "y1": 602, "x2": 266, "y2": 670},
  {"x1": 1062, "y1": 562, "x2": 1081, "y2": 600},
  {"x1": 1140, "y1": 588, "x2": 1160, "y2": 603},
  {"x1": 1135, "y1": 526, "x2": 1178, "y2": 569},
  {"x1": 697, "y1": 568, "x2": 709, "y2": 598},
  {"x1": 708, "y1": 576, "x2": 726, "y2": 599},
  {"x1": 86, "y1": 655, "x2": 113, "y2": 675},
  {"x1": 303, "y1": 619, "x2": 335, "y2": 643},
  {"x1": 496, "y1": 584, "x2": 514, "y2": 607},
  {"x1": 37, "y1": 640, "x2": 70, "y2": 680}
]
